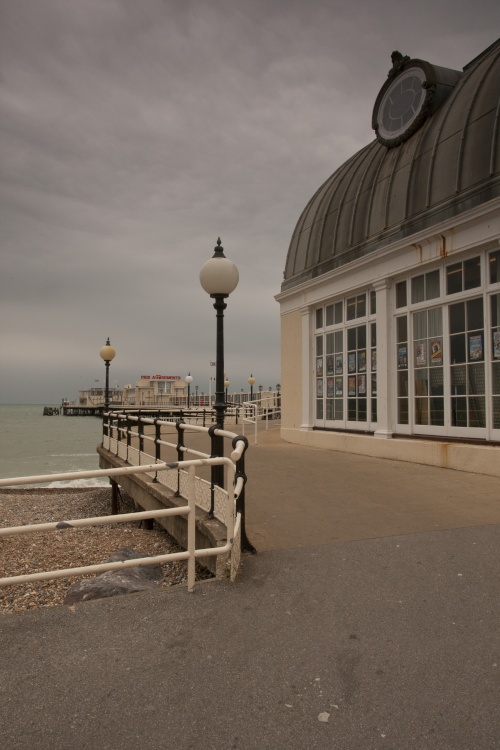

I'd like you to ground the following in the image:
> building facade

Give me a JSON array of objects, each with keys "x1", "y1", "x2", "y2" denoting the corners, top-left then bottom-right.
[{"x1": 277, "y1": 41, "x2": 500, "y2": 475}]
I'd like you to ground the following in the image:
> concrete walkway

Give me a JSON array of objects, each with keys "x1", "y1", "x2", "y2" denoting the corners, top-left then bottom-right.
[{"x1": 1, "y1": 428, "x2": 500, "y2": 750}]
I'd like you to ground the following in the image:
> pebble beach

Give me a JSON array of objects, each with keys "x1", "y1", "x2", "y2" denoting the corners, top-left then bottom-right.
[{"x1": 0, "y1": 486, "x2": 212, "y2": 614}]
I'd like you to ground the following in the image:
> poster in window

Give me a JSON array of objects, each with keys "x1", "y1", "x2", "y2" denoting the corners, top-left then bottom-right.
[
  {"x1": 371, "y1": 348, "x2": 377, "y2": 372},
  {"x1": 316, "y1": 378, "x2": 323, "y2": 397},
  {"x1": 494, "y1": 331, "x2": 500, "y2": 359},
  {"x1": 469, "y1": 334, "x2": 483, "y2": 361},
  {"x1": 326, "y1": 377, "x2": 334, "y2": 398},
  {"x1": 326, "y1": 355, "x2": 334, "y2": 376},
  {"x1": 416, "y1": 342, "x2": 427, "y2": 367},
  {"x1": 348, "y1": 375, "x2": 356, "y2": 396},
  {"x1": 358, "y1": 349, "x2": 367, "y2": 372},
  {"x1": 398, "y1": 345, "x2": 408, "y2": 369},
  {"x1": 335, "y1": 354, "x2": 343, "y2": 374},
  {"x1": 335, "y1": 377, "x2": 343, "y2": 396},
  {"x1": 358, "y1": 374, "x2": 366, "y2": 395},
  {"x1": 348, "y1": 353, "x2": 356, "y2": 373},
  {"x1": 316, "y1": 357, "x2": 323, "y2": 376},
  {"x1": 430, "y1": 339, "x2": 442, "y2": 365}
]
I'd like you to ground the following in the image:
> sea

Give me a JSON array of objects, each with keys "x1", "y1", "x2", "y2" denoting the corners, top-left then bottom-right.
[{"x1": 0, "y1": 404, "x2": 107, "y2": 488}]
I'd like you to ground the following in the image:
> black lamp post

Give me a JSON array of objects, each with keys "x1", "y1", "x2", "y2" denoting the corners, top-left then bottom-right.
[
  {"x1": 224, "y1": 378, "x2": 230, "y2": 404},
  {"x1": 199, "y1": 238, "x2": 239, "y2": 491},
  {"x1": 185, "y1": 372, "x2": 193, "y2": 408},
  {"x1": 99, "y1": 338, "x2": 116, "y2": 412},
  {"x1": 248, "y1": 374, "x2": 255, "y2": 401}
]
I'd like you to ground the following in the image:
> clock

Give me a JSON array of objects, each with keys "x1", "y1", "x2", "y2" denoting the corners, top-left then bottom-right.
[{"x1": 372, "y1": 56, "x2": 435, "y2": 147}]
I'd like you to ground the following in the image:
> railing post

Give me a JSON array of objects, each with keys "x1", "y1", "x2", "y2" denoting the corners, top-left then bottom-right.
[
  {"x1": 138, "y1": 418, "x2": 144, "y2": 459},
  {"x1": 126, "y1": 415, "x2": 132, "y2": 463},
  {"x1": 232, "y1": 435, "x2": 255, "y2": 552},
  {"x1": 174, "y1": 419, "x2": 185, "y2": 497},
  {"x1": 187, "y1": 465, "x2": 196, "y2": 592}
]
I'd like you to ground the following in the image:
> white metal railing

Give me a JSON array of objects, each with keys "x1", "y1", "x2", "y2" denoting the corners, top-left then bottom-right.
[
  {"x1": 0, "y1": 424, "x2": 248, "y2": 591},
  {"x1": 241, "y1": 401, "x2": 281, "y2": 444}
]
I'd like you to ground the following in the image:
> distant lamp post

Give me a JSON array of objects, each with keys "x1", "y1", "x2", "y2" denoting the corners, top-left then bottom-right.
[
  {"x1": 185, "y1": 372, "x2": 193, "y2": 408},
  {"x1": 224, "y1": 378, "x2": 230, "y2": 403},
  {"x1": 99, "y1": 338, "x2": 116, "y2": 412},
  {"x1": 248, "y1": 374, "x2": 255, "y2": 401},
  {"x1": 199, "y1": 237, "x2": 239, "y2": 492}
]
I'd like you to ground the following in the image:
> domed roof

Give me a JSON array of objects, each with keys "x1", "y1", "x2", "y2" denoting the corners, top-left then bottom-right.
[{"x1": 282, "y1": 39, "x2": 500, "y2": 292}]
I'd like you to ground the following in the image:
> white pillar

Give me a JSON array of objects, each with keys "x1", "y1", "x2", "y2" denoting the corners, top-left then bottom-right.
[
  {"x1": 300, "y1": 305, "x2": 314, "y2": 430},
  {"x1": 373, "y1": 279, "x2": 393, "y2": 438}
]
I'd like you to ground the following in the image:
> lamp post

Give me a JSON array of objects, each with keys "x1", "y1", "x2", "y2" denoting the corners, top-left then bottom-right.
[
  {"x1": 224, "y1": 378, "x2": 230, "y2": 403},
  {"x1": 199, "y1": 238, "x2": 239, "y2": 492},
  {"x1": 248, "y1": 373, "x2": 255, "y2": 401},
  {"x1": 99, "y1": 338, "x2": 116, "y2": 412},
  {"x1": 185, "y1": 372, "x2": 193, "y2": 408}
]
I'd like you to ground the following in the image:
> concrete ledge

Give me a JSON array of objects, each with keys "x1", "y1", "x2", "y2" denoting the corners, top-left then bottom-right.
[
  {"x1": 280, "y1": 427, "x2": 500, "y2": 478},
  {"x1": 97, "y1": 446, "x2": 229, "y2": 578}
]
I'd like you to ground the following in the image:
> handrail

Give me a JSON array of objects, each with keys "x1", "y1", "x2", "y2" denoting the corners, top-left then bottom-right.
[
  {"x1": 0, "y1": 457, "x2": 240, "y2": 592},
  {"x1": 0, "y1": 413, "x2": 254, "y2": 591}
]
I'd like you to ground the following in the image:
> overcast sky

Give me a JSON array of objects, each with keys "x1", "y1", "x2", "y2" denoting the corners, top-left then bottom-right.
[{"x1": 0, "y1": 0, "x2": 498, "y2": 404}]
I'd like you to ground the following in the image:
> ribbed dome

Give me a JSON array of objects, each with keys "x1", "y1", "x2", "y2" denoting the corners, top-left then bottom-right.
[{"x1": 282, "y1": 39, "x2": 500, "y2": 291}]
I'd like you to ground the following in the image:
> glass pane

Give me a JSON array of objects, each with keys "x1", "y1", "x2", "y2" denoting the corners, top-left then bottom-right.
[
  {"x1": 413, "y1": 311, "x2": 427, "y2": 339},
  {"x1": 468, "y1": 333, "x2": 484, "y2": 362},
  {"x1": 396, "y1": 316, "x2": 408, "y2": 343},
  {"x1": 398, "y1": 399, "x2": 409, "y2": 424},
  {"x1": 316, "y1": 336, "x2": 323, "y2": 355},
  {"x1": 334, "y1": 330, "x2": 343, "y2": 352},
  {"x1": 464, "y1": 257, "x2": 481, "y2": 290},
  {"x1": 428, "y1": 307, "x2": 442, "y2": 337},
  {"x1": 326, "y1": 400, "x2": 334, "y2": 420},
  {"x1": 468, "y1": 363, "x2": 485, "y2": 394},
  {"x1": 357, "y1": 326, "x2": 366, "y2": 349},
  {"x1": 398, "y1": 371, "x2": 408, "y2": 397},
  {"x1": 491, "y1": 294, "x2": 500, "y2": 327},
  {"x1": 430, "y1": 368, "x2": 444, "y2": 396},
  {"x1": 346, "y1": 297, "x2": 356, "y2": 321},
  {"x1": 415, "y1": 398, "x2": 429, "y2": 425},
  {"x1": 493, "y1": 396, "x2": 500, "y2": 429},
  {"x1": 489, "y1": 250, "x2": 500, "y2": 284},
  {"x1": 396, "y1": 281, "x2": 407, "y2": 308},
  {"x1": 430, "y1": 397, "x2": 444, "y2": 425},
  {"x1": 371, "y1": 398, "x2": 377, "y2": 422},
  {"x1": 334, "y1": 400, "x2": 343, "y2": 420},
  {"x1": 357, "y1": 295, "x2": 366, "y2": 317},
  {"x1": 447, "y1": 263, "x2": 462, "y2": 295},
  {"x1": 426, "y1": 270, "x2": 440, "y2": 299},
  {"x1": 451, "y1": 397, "x2": 467, "y2": 426},
  {"x1": 451, "y1": 365, "x2": 467, "y2": 395},
  {"x1": 326, "y1": 333, "x2": 334, "y2": 354},
  {"x1": 371, "y1": 323, "x2": 376, "y2": 347},
  {"x1": 411, "y1": 275, "x2": 425, "y2": 304},
  {"x1": 371, "y1": 374, "x2": 377, "y2": 395},
  {"x1": 492, "y1": 362, "x2": 500, "y2": 394},
  {"x1": 316, "y1": 308, "x2": 323, "y2": 328},
  {"x1": 467, "y1": 298, "x2": 483, "y2": 331},
  {"x1": 334, "y1": 302, "x2": 343, "y2": 324},
  {"x1": 469, "y1": 397, "x2": 485, "y2": 428},
  {"x1": 449, "y1": 302, "x2": 465, "y2": 334},
  {"x1": 348, "y1": 400, "x2": 357, "y2": 420},
  {"x1": 358, "y1": 399, "x2": 367, "y2": 421},
  {"x1": 450, "y1": 334, "x2": 466, "y2": 364},
  {"x1": 325, "y1": 305, "x2": 334, "y2": 326},
  {"x1": 347, "y1": 328, "x2": 356, "y2": 350},
  {"x1": 415, "y1": 369, "x2": 428, "y2": 396},
  {"x1": 316, "y1": 400, "x2": 323, "y2": 419}
]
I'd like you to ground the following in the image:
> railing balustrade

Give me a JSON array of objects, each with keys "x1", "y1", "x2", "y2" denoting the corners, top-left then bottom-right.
[{"x1": 0, "y1": 415, "x2": 253, "y2": 592}]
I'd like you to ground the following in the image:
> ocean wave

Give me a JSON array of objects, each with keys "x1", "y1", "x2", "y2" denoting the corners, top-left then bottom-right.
[{"x1": 47, "y1": 478, "x2": 109, "y2": 488}]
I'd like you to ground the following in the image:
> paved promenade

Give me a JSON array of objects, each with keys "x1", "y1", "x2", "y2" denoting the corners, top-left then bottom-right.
[{"x1": 1, "y1": 428, "x2": 500, "y2": 749}]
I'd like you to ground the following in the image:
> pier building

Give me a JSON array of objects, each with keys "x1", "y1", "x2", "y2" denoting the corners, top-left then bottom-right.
[{"x1": 277, "y1": 41, "x2": 500, "y2": 476}]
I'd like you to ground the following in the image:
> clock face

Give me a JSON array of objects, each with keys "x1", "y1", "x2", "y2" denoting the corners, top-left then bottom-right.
[{"x1": 374, "y1": 66, "x2": 429, "y2": 145}]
